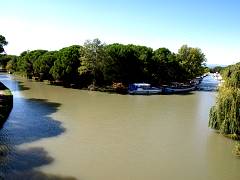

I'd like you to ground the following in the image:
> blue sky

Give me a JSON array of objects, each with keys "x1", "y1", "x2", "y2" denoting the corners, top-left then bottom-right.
[{"x1": 1, "y1": 0, "x2": 240, "y2": 65}]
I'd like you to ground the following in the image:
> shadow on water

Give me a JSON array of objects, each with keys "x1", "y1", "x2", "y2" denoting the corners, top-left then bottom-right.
[
  {"x1": 161, "y1": 91, "x2": 194, "y2": 96},
  {"x1": 0, "y1": 97, "x2": 76, "y2": 179},
  {"x1": 16, "y1": 81, "x2": 30, "y2": 92},
  {"x1": 2, "y1": 98, "x2": 64, "y2": 145}
]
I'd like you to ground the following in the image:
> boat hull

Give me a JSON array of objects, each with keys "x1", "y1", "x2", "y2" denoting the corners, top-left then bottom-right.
[
  {"x1": 128, "y1": 89, "x2": 162, "y2": 95},
  {"x1": 163, "y1": 86, "x2": 196, "y2": 93},
  {"x1": 128, "y1": 83, "x2": 162, "y2": 95}
]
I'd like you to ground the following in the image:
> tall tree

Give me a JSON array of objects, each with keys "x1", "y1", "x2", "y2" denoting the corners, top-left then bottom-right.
[
  {"x1": 33, "y1": 51, "x2": 57, "y2": 80},
  {"x1": 5, "y1": 55, "x2": 18, "y2": 72},
  {"x1": 151, "y1": 48, "x2": 172, "y2": 83},
  {"x1": 176, "y1": 45, "x2": 206, "y2": 79},
  {"x1": 104, "y1": 44, "x2": 155, "y2": 84},
  {"x1": 209, "y1": 66, "x2": 224, "y2": 73},
  {"x1": 0, "y1": 35, "x2": 8, "y2": 54},
  {"x1": 79, "y1": 39, "x2": 107, "y2": 86},
  {"x1": 50, "y1": 45, "x2": 81, "y2": 82},
  {"x1": 17, "y1": 50, "x2": 48, "y2": 77},
  {"x1": 1, "y1": 55, "x2": 18, "y2": 70},
  {"x1": 130, "y1": 45, "x2": 153, "y2": 82}
]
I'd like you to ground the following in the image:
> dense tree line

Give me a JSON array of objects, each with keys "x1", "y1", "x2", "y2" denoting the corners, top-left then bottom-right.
[
  {"x1": 1, "y1": 37, "x2": 206, "y2": 88},
  {"x1": 209, "y1": 66, "x2": 225, "y2": 73}
]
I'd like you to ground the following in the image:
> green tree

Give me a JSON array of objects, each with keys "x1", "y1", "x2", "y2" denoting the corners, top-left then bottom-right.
[
  {"x1": 0, "y1": 54, "x2": 9, "y2": 68},
  {"x1": 209, "y1": 66, "x2": 225, "y2": 73},
  {"x1": 79, "y1": 39, "x2": 107, "y2": 86},
  {"x1": 151, "y1": 48, "x2": 172, "y2": 83},
  {"x1": 150, "y1": 48, "x2": 187, "y2": 84},
  {"x1": 50, "y1": 45, "x2": 81, "y2": 83},
  {"x1": 17, "y1": 50, "x2": 48, "y2": 78},
  {"x1": 0, "y1": 35, "x2": 8, "y2": 54},
  {"x1": 176, "y1": 45, "x2": 206, "y2": 79},
  {"x1": 16, "y1": 51, "x2": 29, "y2": 72},
  {"x1": 130, "y1": 45, "x2": 153, "y2": 82},
  {"x1": 2, "y1": 55, "x2": 18, "y2": 72},
  {"x1": 104, "y1": 44, "x2": 152, "y2": 84},
  {"x1": 33, "y1": 51, "x2": 57, "y2": 80},
  {"x1": 209, "y1": 63, "x2": 240, "y2": 136}
]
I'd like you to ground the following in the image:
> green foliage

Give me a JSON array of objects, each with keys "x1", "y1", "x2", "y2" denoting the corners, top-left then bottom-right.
[
  {"x1": 0, "y1": 35, "x2": 8, "y2": 54},
  {"x1": 209, "y1": 63, "x2": 240, "y2": 136},
  {"x1": 2, "y1": 38, "x2": 206, "y2": 87},
  {"x1": 50, "y1": 45, "x2": 81, "y2": 82},
  {"x1": 17, "y1": 50, "x2": 48, "y2": 78},
  {"x1": 151, "y1": 48, "x2": 186, "y2": 83},
  {"x1": 5, "y1": 55, "x2": 18, "y2": 72},
  {"x1": 0, "y1": 54, "x2": 18, "y2": 69},
  {"x1": 209, "y1": 66, "x2": 224, "y2": 73},
  {"x1": 233, "y1": 142, "x2": 240, "y2": 157},
  {"x1": 222, "y1": 63, "x2": 240, "y2": 88},
  {"x1": 33, "y1": 51, "x2": 57, "y2": 80},
  {"x1": 177, "y1": 45, "x2": 206, "y2": 79},
  {"x1": 204, "y1": 67, "x2": 210, "y2": 73},
  {"x1": 128, "y1": 44, "x2": 153, "y2": 80},
  {"x1": 104, "y1": 44, "x2": 153, "y2": 84},
  {"x1": 79, "y1": 39, "x2": 107, "y2": 85}
]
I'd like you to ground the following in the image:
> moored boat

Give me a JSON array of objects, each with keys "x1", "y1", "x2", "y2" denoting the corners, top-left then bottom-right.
[
  {"x1": 128, "y1": 83, "x2": 162, "y2": 95},
  {"x1": 162, "y1": 85, "x2": 196, "y2": 94}
]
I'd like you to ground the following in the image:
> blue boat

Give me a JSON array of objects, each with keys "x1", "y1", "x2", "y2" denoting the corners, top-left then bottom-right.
[{"x1": 128, "y1": 83, "x2": 162, "y2": 95}]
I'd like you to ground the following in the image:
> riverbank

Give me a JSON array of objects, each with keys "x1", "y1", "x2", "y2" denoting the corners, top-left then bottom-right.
[
  {"x1": 14, "y1": 72, "x2": 207, "y2": 95},
  {"x1": 208, "y1": 63, "x2": 240, "y2": 157},
  {"x1": 11, "y1": 72, "x2": 129, "y2": 94},
  {"x1": 0, "y1": 81, "x2": 13, "y2": 127}
]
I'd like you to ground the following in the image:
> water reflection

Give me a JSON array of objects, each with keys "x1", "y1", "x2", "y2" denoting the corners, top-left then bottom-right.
[
  {"x1": 0, "y1": 75, "x2": 75, "y2": 179},
  {"x1": 198, "y1": 75, "x2": 219, "y2": 91}
]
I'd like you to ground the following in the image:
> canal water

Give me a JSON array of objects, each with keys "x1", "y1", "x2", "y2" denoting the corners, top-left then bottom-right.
[
  {"x1": 0, "y1": 74, "x2": 240, "y2": 180},
  {"x1": 198, "y1": 75, "x2": 220, "y2": 91}
]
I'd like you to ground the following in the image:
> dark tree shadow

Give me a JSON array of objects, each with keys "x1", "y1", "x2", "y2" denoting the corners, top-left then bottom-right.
[
  {"x1": 0, "y1": 147, "x2": 75, "y2": 180},
  {"x1": 1, "y1": 98, "x2": 65, "y2": 145},
  {"x1": 0, "y1": 97, "x2": 76, "y2": 179},
  {"x1": 162, "y1": 91, "x2": 195, "y2": 96},
  {"x1": 17, "y1": 81, "x2": 30, "y2": 91}
]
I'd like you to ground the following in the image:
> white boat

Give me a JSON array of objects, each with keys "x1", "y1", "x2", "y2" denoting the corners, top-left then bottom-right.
[
  {"x1": 212, "y1": 72, "x2": 223, "y2": 81},
  {"x1": 128, "y1": 83, "x2": 162, "y2": 95}
]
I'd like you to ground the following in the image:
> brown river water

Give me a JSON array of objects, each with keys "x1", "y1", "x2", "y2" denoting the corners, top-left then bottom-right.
[{"x1": 0, "y1": 73, "x2": 240, "y2": 180}]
